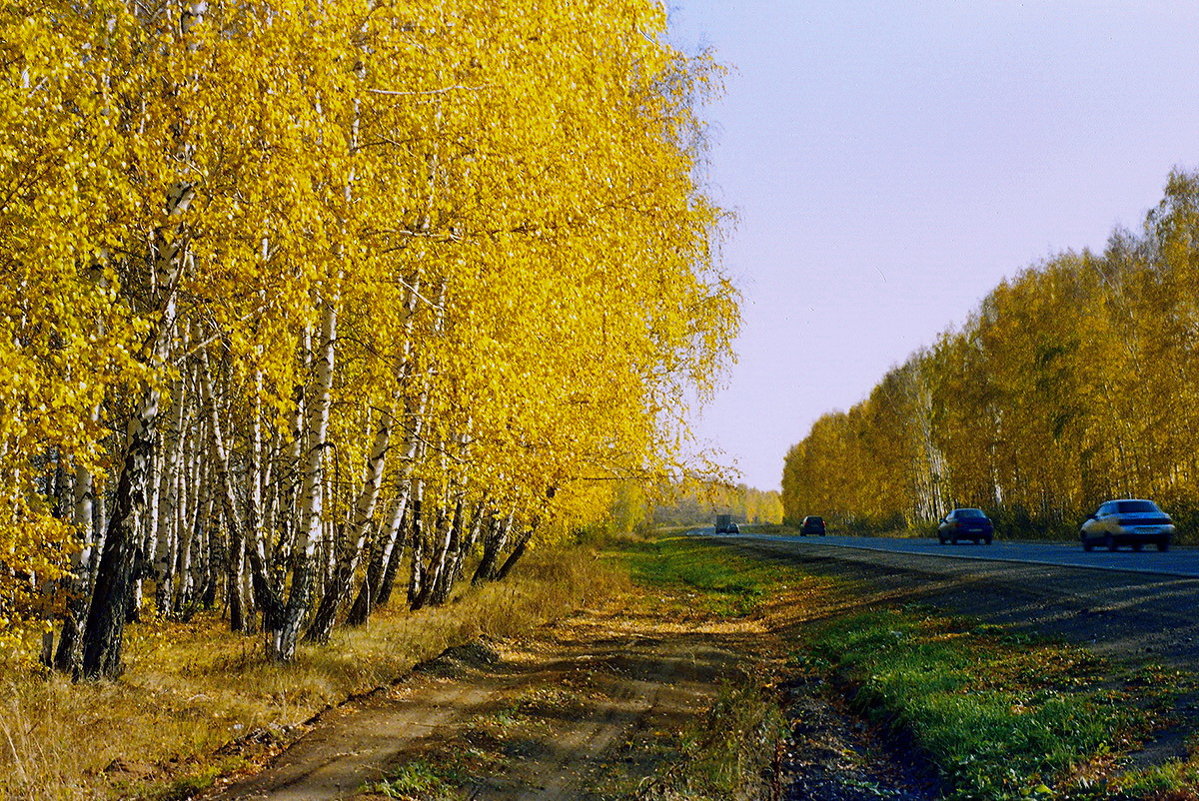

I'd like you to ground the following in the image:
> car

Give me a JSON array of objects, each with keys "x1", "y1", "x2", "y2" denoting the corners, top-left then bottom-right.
[
  {"x1": 728, "y1": 522, "x2": 740, "y2": 534},
  {"x1": 1080, "y1": 499, "x2": 1174, "y2": 552},
  {"x1": 938, "y1": 508, "x2": 993, "y2": 545},
  {"x1": 800, "y1": 515, "x2": 826, "y2": 536}
]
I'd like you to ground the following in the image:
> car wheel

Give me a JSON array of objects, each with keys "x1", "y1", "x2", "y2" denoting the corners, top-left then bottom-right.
[
  {"x1": 1105, "y1": 534, "x2": 1117, "y2": 552},
  {"x1": 1132, "y1": 542, "x2": 1143, "y2": 552},
  {"x1": 984, "y1": 536, "x2": 993, "y2": 545},
  {"x1": 938, "y1": 536, "x2": 946, "y2": 545},
  {"x1": 1158, "y1": 538, "x2": 1170, "y2": 552},
  {"x1": 1082, "y1": 538, "x2": 1093, "y2": 552}
]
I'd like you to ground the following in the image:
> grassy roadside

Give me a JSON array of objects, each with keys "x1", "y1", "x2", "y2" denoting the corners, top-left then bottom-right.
[
  {"x1": 0, "y1": 548, "x2": 620, "y2": 801},
  {"x1": 803, "y1": 610, "x2": 1179, "y2": 799},
  {"x1": 615, "y1": 535, "x2": 1199, "y2": 800}
]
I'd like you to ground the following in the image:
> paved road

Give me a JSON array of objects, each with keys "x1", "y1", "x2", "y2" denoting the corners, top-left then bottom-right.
[
  {"x1": 695, "y1": 529, "x2": 1199, "y2": 579},
  {"x1": 695, "y1": 529, "x2": 1199, "y2": 686}
]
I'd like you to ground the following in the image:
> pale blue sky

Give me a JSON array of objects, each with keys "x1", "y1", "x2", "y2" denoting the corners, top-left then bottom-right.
[{"x1": 670, "y1": 1, "x2": 1199, "y2": 491}]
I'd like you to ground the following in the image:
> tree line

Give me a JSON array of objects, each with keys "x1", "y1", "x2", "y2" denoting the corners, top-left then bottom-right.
[
  {"x1": 637, "y1": 481, "x2": 782, "y2": 529},
  {"x1": 783, "y1": 171, "x2": 1199, "y2": 540},
  {"x1": 0, "y1": 0, "x2": 736, "y2": 678}
]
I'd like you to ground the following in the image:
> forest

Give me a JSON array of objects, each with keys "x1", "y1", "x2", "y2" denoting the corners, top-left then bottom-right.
[
  {"x1": 646, "y1": 481, "x2": 782, "y2": 529},
  {"x1": 0, "y1": 0, "x2": 736, "y2": 679},
  {"x1": 783, "y1": 171, "x2": 1199, "y2": 540}
]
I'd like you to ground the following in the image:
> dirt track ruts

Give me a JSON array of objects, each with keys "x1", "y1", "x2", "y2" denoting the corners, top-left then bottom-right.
[{"x1": 204, "y1": 605, "x2": 761, "y2": 801}]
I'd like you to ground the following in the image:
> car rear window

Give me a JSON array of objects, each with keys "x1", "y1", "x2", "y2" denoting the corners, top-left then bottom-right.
[
  {"x1": 956, "y1": 509, "x2": 985, "y2": 518},
  {"x1": 1115, "y1": 500, "x2": 1159, "y2": 514}
]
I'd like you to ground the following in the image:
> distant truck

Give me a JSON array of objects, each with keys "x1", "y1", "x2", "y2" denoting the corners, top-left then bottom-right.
[{"x1": 714, "y1": 514, "x2": 736, "y2": 534}]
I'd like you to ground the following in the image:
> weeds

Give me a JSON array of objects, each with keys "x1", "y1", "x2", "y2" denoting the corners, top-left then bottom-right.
[
  {"x1": 362, "y1": 760, "x2": 461, "y2": 800},
  {"x1": 635, "y1": 677, "x2": 788, "y2": 801}
]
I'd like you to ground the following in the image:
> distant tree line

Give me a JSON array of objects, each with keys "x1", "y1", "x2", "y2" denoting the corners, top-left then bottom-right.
[
  {"x1": 0, "y1": 0, "x2": 736, "y2": 678},
  {"x1": 783, "y1": 171, "x2": 1199, "y2": 540},
  {"x1": 652, "y1": 482, "x2": 783, "y2": 527}
]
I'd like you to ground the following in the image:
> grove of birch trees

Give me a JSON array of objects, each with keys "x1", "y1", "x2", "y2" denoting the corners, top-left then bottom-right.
[
  {"x1": 0, "y1": 0, "x2": 736, "y2": 678},
  {"x1": 783, "y1": 171, "x2": 1199, "y2": 540}
]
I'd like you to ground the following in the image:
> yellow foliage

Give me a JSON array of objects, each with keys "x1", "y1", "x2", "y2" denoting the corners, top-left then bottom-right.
[{"x1": 0, "y1": 0, "x2": 738, "y2": 652}]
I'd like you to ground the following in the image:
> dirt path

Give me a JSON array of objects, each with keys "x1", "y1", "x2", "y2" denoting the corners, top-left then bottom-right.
[
  {"x1": 206, "y1": 605, "x2": 767, "y2": 801},
  {"x1": 206, "y1": 651, "x2": 513, "y2": 800},
  {"x1": 205, "y1": 589, "x2": 934, "y2": 801},
  {"x1": 468, "y1": 620, "x2": 748, "y2": 801}
]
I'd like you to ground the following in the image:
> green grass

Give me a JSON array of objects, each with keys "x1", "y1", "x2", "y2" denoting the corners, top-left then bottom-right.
[
  {"x1": 614, "y1": 535, "x2": 1187, "y2": 800},
  {"x1": 615, "y1": 537, "x2": 786, "y2": 616},
  {"x1": 803, "y1": 609, "x2": 1166, "y2": 800},
  {"x1": 1116, "y1": 760, "x2": 1199, "y2": 798}
]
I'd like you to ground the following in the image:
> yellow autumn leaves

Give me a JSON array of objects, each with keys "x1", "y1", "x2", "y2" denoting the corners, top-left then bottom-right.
[{"x1": 0, "y1": 0, "x2": 737, "y2": 653}]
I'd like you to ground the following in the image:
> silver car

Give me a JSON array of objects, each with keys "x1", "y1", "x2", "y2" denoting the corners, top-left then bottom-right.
[{"x1": 1080, "y1": 499, "x2": 1175, "y2": 552}]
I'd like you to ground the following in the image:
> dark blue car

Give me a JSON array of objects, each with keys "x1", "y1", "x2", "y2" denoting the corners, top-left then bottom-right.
[{"x1": 938, "y1": 508, "x2": 994, "y2": 545}]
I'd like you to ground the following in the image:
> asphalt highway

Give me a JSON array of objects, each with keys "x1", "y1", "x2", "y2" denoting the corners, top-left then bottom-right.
[{"x1": 695, "y1": 529, "x2": 1199, "y2": 579}]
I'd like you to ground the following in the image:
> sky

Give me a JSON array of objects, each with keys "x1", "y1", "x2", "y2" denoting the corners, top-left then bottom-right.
[{"x1": 667, "y1": 1, "x2": 1199, "y2": 492}]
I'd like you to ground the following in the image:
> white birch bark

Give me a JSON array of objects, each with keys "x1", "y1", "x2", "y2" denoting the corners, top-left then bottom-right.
[
  {"x1": 304, "y1": 404, "x2": 391, "y2": 642},
  {"x1": 52, "y1": 406, "x2": 99, "y2": 673},
  {"x1": 271, "y1": 299, "x2": 337, "y2": 662}
]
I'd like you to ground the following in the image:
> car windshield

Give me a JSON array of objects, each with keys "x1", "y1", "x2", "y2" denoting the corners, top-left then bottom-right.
[
  {"x1": 1115, "y1": 500, "x2": 1159, "y2": 514},
  {"x1": 955, "y1": 509, "x2": 985, "y2": 518},
  {"x1": 808, "y1": 517, "x2": 823, "y2": 524}
]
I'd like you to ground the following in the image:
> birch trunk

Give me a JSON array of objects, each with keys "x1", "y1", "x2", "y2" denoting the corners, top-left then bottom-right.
[
  {"x1": 345, "y1": 475, "x2": 411, "y2": 625},
  {"x1": 200, "y1": 351, "x2": 253, "y2": 631},
  {"x1": 375, "y1": 503, "x2": 409, "y2": 608},
  {"x1": 53, "y1": 411, "x2": 98, "y2": 674},
  {"x1": 428, "y1": 496, "x2": 465, "y2": 606},
  {"x1": 406, "y1": 480, "x2": 425, "y2": 609},
  {"x1": 78, "y1": 202, "x2": 190, "y2": 677},
  {"x1": 304, "y1": 405, "x2": 391, "y2": 643},
  {"x1": 433, "y1": 500, "x2": 483, "y2": 605},
  {"x1": 79, "y1": 339, "x2": 172, "y2": 677},
  {"x1": 495, "y1": 526, "x2": 534, "y2": 581},
  {"x1": 270, "y1": 302, "x2": 337, "y2": 662},
  {"x1": 154, "y1": 380, "x2": 188, "y2": 614},
  {"x1": 472, "y1": 510, "x2": 513, "y2": 584},
  {"x1": 173, "y1": 439, "x2": 201, "y2": 618}
]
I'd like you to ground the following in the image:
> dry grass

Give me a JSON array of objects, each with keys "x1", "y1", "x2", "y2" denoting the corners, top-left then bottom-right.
[{"x1": 0, "y1": 547, "x2": 621, "y2": 800}]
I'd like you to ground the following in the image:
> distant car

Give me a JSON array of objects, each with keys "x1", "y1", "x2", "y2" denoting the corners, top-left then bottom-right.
[
  {"x1": 938, "y1": 508, "x2": 993, "y2": 545},
  {"x1": 1080, "y1": 499, "x2": 1174, "y2": 552},
  {"x1": 800, "y1": 516, "x2": 826, "y2": 536},
  {"x1": 728, "y1": 523, "x2": 740, "y2": 534}
]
